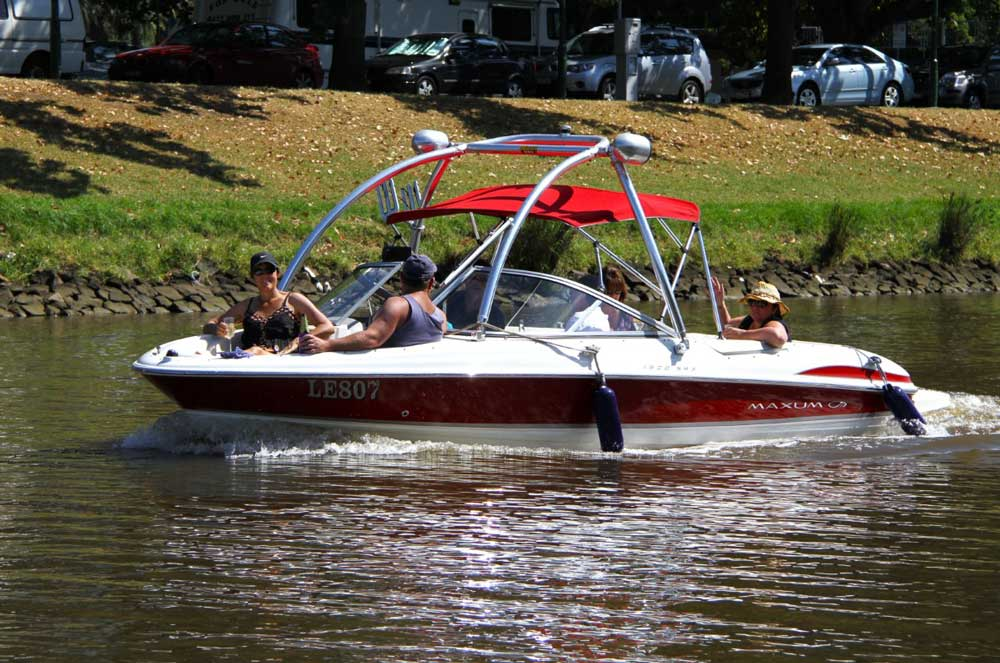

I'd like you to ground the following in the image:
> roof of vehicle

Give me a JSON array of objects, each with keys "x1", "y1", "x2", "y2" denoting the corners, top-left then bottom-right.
[
  {"x1": 396, "y1": 32, "x2": 501, "y2": 41},
  {"x1": 795, "y1": 43, "x2": 888, "y2": 51},
  {"x1": 583, "y1": 23, "x2": 694, "y2": 36},
  {"x1": 386, "y1": 184, "x2": 700, "y2": 228}
]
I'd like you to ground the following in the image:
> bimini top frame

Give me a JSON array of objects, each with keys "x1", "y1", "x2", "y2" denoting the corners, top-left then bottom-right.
[{"x1": 280, "y1": 129, "x2": 717, "y2": 347}]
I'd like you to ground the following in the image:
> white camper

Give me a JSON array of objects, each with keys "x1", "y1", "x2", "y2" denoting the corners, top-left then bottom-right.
[
  {"x1": 361, "y1": 0, "x2": 560, "y2": 57},
  {"x1": 194, "y1": 0, "x2": 559, "y2": 80},
  {"x1": 0, "y1": 0, "x2": 85, "y2": 77}
]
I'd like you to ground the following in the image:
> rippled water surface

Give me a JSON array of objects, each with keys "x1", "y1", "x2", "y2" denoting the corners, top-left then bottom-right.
[{"x1": 1, "y1": 295, "x2": 999, "y2": 662}]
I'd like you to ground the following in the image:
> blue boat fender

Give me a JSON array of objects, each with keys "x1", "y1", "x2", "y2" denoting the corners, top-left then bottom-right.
[
  {"x1": 593, "y1": 382, "x2": 624, "y2": 452},
  {"x1": 882, "y1": 383, "x2": 927, "y2": 436},
  {"x1": 871, "y1": 356, "x2": 927, "y2": 436}
]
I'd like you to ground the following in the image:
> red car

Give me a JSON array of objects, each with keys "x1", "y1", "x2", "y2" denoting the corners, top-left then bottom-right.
[{"x1": 109, "y1": 22, "x2": 323, "y2": 88}]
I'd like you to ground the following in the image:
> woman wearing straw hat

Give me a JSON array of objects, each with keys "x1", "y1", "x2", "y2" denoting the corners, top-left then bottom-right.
[{"x1": 711, "y1": 277, "x2": 791, "y2": 348}]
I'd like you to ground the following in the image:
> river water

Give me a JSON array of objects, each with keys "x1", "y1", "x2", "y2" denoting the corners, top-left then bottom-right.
[{"x1": 1, "y1": 295, "x2": 998, "y2": 662}]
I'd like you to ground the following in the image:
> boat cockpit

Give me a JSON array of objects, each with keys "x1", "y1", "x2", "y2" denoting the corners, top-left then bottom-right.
[{"x1": 313, "y1": 262, "x2": 670, "y2": 338}]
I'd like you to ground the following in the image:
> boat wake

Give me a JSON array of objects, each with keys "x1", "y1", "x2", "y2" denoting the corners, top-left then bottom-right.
[
  {"x1": 118, "y1": 411, "x2": 460, "y2": 458},
  {"x1": 119, "y1": 391, "x2": 998, "y2": 459}
]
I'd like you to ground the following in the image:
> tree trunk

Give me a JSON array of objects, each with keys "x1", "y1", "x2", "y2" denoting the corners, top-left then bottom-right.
[
  {"x1": 330, "y1": 0, "x2": 367, "y2": 90},
  {"x1": 761, "y1": 0, "x2": 796, "y2": 104},
  {"x1": 49, "y1": 0, "x2": 62, "y2": 78}
]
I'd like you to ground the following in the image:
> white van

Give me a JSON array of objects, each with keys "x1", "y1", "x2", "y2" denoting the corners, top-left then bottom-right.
[{"x1": 0, "y1": 0, "x2": 85, "y2": 77}]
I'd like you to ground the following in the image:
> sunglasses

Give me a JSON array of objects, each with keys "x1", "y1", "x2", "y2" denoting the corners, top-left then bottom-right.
[
  {"x1": 748, "y1": 300, "x2": 772, "y2": 308},
  {"x1": 252, "y1": 265, "x2": 277, "y2": 276}
]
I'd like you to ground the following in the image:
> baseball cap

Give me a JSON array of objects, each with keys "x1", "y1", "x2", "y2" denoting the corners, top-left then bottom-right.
[{"x1": 249, "y1": 251, "x2": 280, "y2": 273}]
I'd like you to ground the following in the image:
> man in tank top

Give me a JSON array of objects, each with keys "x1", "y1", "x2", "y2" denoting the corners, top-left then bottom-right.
[{"x1": 299, "y1": 254, "x2": 447, "y2": 353}]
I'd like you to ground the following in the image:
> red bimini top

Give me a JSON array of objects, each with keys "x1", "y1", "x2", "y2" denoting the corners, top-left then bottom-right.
[{"x1": 386, "y1": 184, "x2": 700, "y2": 228}]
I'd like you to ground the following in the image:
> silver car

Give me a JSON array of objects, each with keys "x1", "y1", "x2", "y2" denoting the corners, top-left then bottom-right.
[
  {"x1": 790, "y1": 44, "x2": 914, "y2": 106},
  {"x1": 722, "y1": 44, "x2": 915, "y2": 107},
  {"x1": 564, "y1": 25, "x2": 712, "y2": 102}
]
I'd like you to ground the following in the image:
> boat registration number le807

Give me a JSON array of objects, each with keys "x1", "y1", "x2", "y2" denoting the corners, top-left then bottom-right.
[{"x1": 307, "y1": 379, "x2": 380, "y2": 401}]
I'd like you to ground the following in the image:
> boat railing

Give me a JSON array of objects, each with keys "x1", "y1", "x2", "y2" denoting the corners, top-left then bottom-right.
[{"x1": 281, "y1": 129, "x2": 711, "y2": 349}]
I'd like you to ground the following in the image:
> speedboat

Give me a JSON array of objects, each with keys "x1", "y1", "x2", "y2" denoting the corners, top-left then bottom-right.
[{"x1": 133, "y1": 129, "x2": 948, "y2": 451}]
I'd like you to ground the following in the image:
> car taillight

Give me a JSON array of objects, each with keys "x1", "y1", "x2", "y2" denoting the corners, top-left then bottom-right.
[{"x1": 305, "y1": 44, "x2": 319, "y2": 57}]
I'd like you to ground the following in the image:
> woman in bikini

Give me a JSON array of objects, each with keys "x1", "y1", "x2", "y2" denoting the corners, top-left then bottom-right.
[
  {"x1": 711, "y1": 277, "x2": 791, "y2": 349},
  {"x1": 204, "y1": 251, "x2": 334, "y2": 354}
]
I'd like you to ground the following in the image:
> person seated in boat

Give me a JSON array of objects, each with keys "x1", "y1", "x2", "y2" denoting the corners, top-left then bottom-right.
[
  {"x1": 203, "y1": 251, "x2": 334, "y2": 355},
  {"x1": 565, "y1": 268, "x2": 635, "y2": 332},
  {"x1": 298, "y1": 254, "x2": 447, "y2": 353},
  {"x1": 711, "y1": 277, "x2": 791, "y2": 348},
  {"x1": 444, "y1": 271, "x2": 507, "y2": 330},
  {"x1": 602, "y1": 266, "x2": 635, "y2": 332}
]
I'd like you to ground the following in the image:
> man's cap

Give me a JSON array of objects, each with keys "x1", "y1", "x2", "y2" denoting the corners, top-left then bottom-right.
[
  {"x1": 250, "y1": 251, "x2": 280, "y2": 273},
  {"x1": 401, "y1": 254, "x2": 437, "y2": 281}
]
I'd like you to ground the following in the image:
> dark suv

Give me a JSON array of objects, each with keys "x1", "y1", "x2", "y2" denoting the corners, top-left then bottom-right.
[
  {"x1": 365, "y1": 33, "x2": 529, "y2": 97},
  {"x1": 938, "y1": 45, "x2": 1000, "y2": 108}
]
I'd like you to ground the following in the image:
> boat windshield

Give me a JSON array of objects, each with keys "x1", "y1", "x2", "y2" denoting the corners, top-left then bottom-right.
[
  {"x1": 438, "y1": 269, "x2": 656, "y2": 333},
  {"x1": 384, "y1": 36, "x2": 450, "y2": 57},
  {"x1": 313, "y1": 263, "x2": 401, "y2": 325}
]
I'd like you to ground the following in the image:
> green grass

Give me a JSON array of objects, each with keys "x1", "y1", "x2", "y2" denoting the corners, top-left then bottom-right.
[{"x1": 1, "y1": 79, "x2": 999, "y2": 283}]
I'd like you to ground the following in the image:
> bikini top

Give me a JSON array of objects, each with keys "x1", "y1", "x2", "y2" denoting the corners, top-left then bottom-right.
[
  {"x1": 739, "y1": 314, "x2": 792, "y2": 341},
  {"x1": 240, "y1": 293, "x2": 301, "y2": 350}
]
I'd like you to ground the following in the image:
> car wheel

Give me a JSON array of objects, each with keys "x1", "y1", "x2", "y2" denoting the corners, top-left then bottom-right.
[
  {"x1": 881, "y1": 82, "x2": 902, "y2": 107},
  {"x1": 965, "y1": 89, "x2": 983, "y2": 109},
  {"x1": 187, "y1": 64, "x2": 213, "y2": 85},
  {"x1": 599, "y1": 75, "x2": 616, "y2": 100},
  {"x1": 293, "y1": 69, "x2": 315, "y2": 89},
  {"x1": 416, "y1": 75, "x2": 438, "y2": 96},
  {"x1": 795, "y1": 84, "x2": 820, "y2": 107},
  {"x1": 20, "y1": 53, "x2": 49, "y2": 78},
  {"x1": 678, "y1": 78, "x2": 704, "y2": 104},
  {"x1": 505, "y1": 77, "x2": 524, "y2": 98}
]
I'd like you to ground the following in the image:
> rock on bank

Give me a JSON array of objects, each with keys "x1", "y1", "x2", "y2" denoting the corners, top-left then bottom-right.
[{"x1": 1, "y1": 259, "x2": 999, "y2": 319}]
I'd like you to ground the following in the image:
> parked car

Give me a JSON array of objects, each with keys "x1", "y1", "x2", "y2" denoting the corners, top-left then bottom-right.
[
  {"x1": 365, "y1": 33, "x2": 529, "y2": 97},
  {"x1": 938, "y1": 45, "x2": 1000, "y2": 108},
  {"x1": 1, "y1": 0, "x2": 86, "y2": 77},
  {"x1": 559, "y1": 24, "x2": 711, "y2": 102},
  {"x1": 81, "y1": 41, "x2": 137, "y2": 79},
  {"x1": 108, "y1": 22, "x2": 323, "y2": 88},
  {"x1": 899, "y1": 45, "x2": 989, "y2": 104},
  {"x1": 722, "y1": 43, "x2": 914, "y2": 107},
  {"x1": 720, "y1": 60, "x2": 765, "y2": 101}
]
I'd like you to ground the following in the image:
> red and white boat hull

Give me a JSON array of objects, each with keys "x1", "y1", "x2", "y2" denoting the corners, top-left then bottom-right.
[{"x1": 135, "y1": 333, "x2": 938, "y2": 450}]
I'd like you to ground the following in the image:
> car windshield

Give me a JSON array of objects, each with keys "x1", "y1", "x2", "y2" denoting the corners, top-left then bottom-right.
[
  {"x1": 791, "y1": 47, "x2": 828, "y2": 67},
  {"x1": 385, "y1": 36, "x2": 450, "y2": 57},
  {"x1": 567, "y1": 32, "x2": 614, "y2": 57},
  {"x1": 164, "y1": 24, "x2": 233, "y2": 47}
]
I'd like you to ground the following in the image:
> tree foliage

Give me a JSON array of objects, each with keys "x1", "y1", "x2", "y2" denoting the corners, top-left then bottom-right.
[{"x1": 83, "y1": 0, "x2": 192, "y2": 43}]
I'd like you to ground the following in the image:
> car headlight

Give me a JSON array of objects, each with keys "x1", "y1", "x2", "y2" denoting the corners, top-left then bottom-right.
[
  {"x1": 386, "y1": 66, "x2": 412, "y2": 75},
  {"x1": 567, "y1": 63, "x2": 595, "y2": 73}
]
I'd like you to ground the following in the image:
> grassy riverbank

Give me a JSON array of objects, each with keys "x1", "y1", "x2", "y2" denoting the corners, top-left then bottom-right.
[{"x1": 1, "y1": 78, "x2": 998, "y2": 283}]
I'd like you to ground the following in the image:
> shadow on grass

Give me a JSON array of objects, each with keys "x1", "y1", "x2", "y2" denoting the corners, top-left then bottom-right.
[
  {"x1": 70, "y1": 80, "x2": 285, "y2": 120},
  {"x1": 388, "y1": 92, "x2": 738, "y2": 143},
  {"x1": 0, "y1": 147, "x2": 106, "y2": 198},
  {"x1": 743, "y1": 104, "x2": 999, "y2": 155},
  {"x1": 0, "y1": 87, "x2": 261, "y2": 196}
]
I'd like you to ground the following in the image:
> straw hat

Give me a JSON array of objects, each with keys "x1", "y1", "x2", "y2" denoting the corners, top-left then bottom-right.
[{"x1": 739, "y1": 281, "x2": 790, "y2": 316}]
